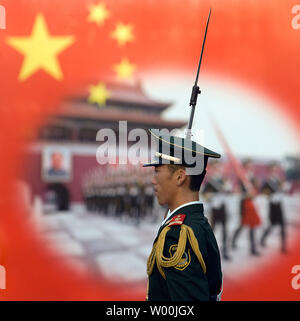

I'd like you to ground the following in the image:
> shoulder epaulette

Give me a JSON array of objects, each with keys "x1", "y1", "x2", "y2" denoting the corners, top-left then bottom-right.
[{"x1": 167, "y1": 214, "x2": 186, "y2": 227}]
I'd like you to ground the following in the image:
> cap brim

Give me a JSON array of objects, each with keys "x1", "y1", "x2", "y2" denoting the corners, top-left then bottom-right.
[{"x1": 203, "y1": 147, "x2": 221, "y2": 158}]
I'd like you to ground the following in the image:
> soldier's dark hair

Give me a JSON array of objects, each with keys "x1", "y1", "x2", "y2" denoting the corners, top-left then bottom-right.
[{"x1": 167, "y1": 160, "x2": 207, "y2": 192}]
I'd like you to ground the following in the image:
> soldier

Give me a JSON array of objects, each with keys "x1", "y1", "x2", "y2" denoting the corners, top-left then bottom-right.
[
  {"x1": 127, "y1": 179, "x2": 138, "y2": 221},
  {"x1": 136, "y1": 179, "x2": 146, "y2": 221},
  {"x1": 231, "y1": 160, "x2": 261, "y2": 256},
  {"x1": 260, "y1": 163, "x2": 287, "y2": 253},
  {"x1": 116, "y1": 183, "x2": 126, "y2": 218},
  {"x1": 144, "y1": 180, "x2": 154, "y2": 217},
  {"x1": 144, "y1": 129, "x2": 222, "y2": 301},
  {"x1": 123, "y1": 182, "x2": 131, "y2": 218},
  {"x1": 202, "y1": 160, "x2": 231, "y2": 260}
]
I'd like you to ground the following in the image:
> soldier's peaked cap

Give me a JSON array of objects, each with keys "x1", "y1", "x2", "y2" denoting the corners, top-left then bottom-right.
[{"x1": 143, "y1": 129, "x2": 221, "y2": 167}]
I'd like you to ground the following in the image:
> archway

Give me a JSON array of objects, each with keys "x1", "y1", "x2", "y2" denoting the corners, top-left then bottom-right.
[{"x1": 46, "y1": 183, "x2": 70, "y2": 211}]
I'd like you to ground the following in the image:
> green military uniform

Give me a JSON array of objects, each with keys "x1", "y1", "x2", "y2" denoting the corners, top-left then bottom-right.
[
  {"x1": 146, "y1": 203, "x2": 222, "y2": 301},
  {"x1": 144, "y1": 129, "x2": 223, "y2": 301}
]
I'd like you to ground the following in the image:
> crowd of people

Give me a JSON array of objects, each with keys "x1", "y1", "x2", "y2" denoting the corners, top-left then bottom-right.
[
  {"x1": 82, "y1": 165, "x2": 156, "y2": 224},
  {"x1": 202, "y1": 159, "x2": 290, "y2": 260},
  {"x1": 82, "y1": 159, "x2": 293, "y2": 257}
]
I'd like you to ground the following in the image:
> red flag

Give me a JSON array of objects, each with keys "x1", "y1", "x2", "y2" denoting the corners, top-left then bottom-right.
[
  {"x1": 210, "y1": 117, "x2": 256, "y2": 195},
  {"x1": 0, "y1": 0, "x2": 299, "y2": 300}
]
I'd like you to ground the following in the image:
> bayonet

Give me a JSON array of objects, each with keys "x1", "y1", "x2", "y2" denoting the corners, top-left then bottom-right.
[{"x1": 186, "y1": 8, "x2": 212, "y2": 140}]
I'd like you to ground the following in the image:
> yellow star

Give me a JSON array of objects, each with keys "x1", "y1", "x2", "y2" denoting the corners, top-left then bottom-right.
[
  {"x1": 88, "y1": 82, "x2": 110, "y2": 107},
  {"x1": 111, "y1": 23, "x2": 134, "y2": 46},
  {"x1": 6, "y1": 14, "x2": 75, "y2": 82},
  {"x1": 113, "y1": 58, "x2": 136, "y2": 79},
  {"x1": 87, "y1": 2, "x2": 110, "y2": 26}
]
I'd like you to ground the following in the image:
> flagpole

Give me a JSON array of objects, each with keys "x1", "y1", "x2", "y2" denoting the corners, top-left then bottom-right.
[{"x1": 210, "y1": 115, "x2": 256, "y2": 196}]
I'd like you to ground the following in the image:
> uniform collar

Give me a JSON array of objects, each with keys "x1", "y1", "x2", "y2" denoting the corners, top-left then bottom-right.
[{"x1": 161, "y1": 201, "x2": 203, "y2": 226}]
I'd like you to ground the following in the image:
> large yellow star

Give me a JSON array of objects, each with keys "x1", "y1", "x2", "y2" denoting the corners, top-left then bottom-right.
[
  {"x1": 111, "y1": 23, "x2": 134, "y2": 46},
  {"x1": 88, "y1": 82, "x2": 110, "y2": 107},
  {"x1": 87, "y1": 2, "x2": 110, "y2": 26},
  {"x1": 6, "y1": 14, "x2": 75, "y2": 82},
  {"x1": 113, "y1": 58, "x2": 136, "y2": 79}
]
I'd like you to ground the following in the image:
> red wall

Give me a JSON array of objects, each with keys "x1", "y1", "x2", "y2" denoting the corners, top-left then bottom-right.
[{"x1": 20, "y1": 151, "x2": 101, "y2": 203}]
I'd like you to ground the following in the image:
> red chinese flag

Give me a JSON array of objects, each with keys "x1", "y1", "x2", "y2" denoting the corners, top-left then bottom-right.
[{"x1": 0, "y1": 0, "x2": 299, "y2": 300}]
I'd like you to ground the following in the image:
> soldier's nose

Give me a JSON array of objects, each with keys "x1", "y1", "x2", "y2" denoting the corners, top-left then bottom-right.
[{"x1": 151, "y1": 176, "x2": 156, "y2": 186}]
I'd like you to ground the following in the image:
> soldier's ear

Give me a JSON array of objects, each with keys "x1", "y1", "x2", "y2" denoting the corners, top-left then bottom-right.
[{"x1": 175, "y1": 168, "x2": 188, "y2": 186}]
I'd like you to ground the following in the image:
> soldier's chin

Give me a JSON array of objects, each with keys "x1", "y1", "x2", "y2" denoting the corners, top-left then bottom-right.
[{"x1": 157, "y1": 196, "x2": 167, "y2": 206}]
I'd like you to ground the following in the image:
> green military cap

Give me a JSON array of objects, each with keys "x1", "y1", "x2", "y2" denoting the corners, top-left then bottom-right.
[
  {"x1": 143, "y1": 129, "x2": 221, "y2": 168},
  {"x1": 202, "y1": 181, "x2": 220, "y2": 194},
  {"x1": 260, "y1": 180, "x2": 277, "y2": 194}
]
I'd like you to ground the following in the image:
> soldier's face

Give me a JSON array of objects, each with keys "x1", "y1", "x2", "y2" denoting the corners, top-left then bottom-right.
[{"x1": 152, "y1": 165, "x2": 176, "y2": 206}]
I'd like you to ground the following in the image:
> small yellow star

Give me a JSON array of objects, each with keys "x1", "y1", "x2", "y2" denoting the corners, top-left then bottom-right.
[
  {"x1": 88, "y1": 82, "x2": 110, "y2": 107},
  {"x1": 87, "y1": 2, "x2": 110, "y2": 26},
  {"x1": 113, "y1": 58, "x2": 136, "y2": 79},
  {"x1": 111, "y1": 23, "x2": 134, "y2": 46},
  {"x1": 6, "y1": 14, "x2": 75, "y2": 82}
]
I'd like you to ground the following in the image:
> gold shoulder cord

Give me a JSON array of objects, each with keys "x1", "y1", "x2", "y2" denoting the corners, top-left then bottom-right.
[{"x1": 147, "y1": 224, "x2": 206, "y2": 279}]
